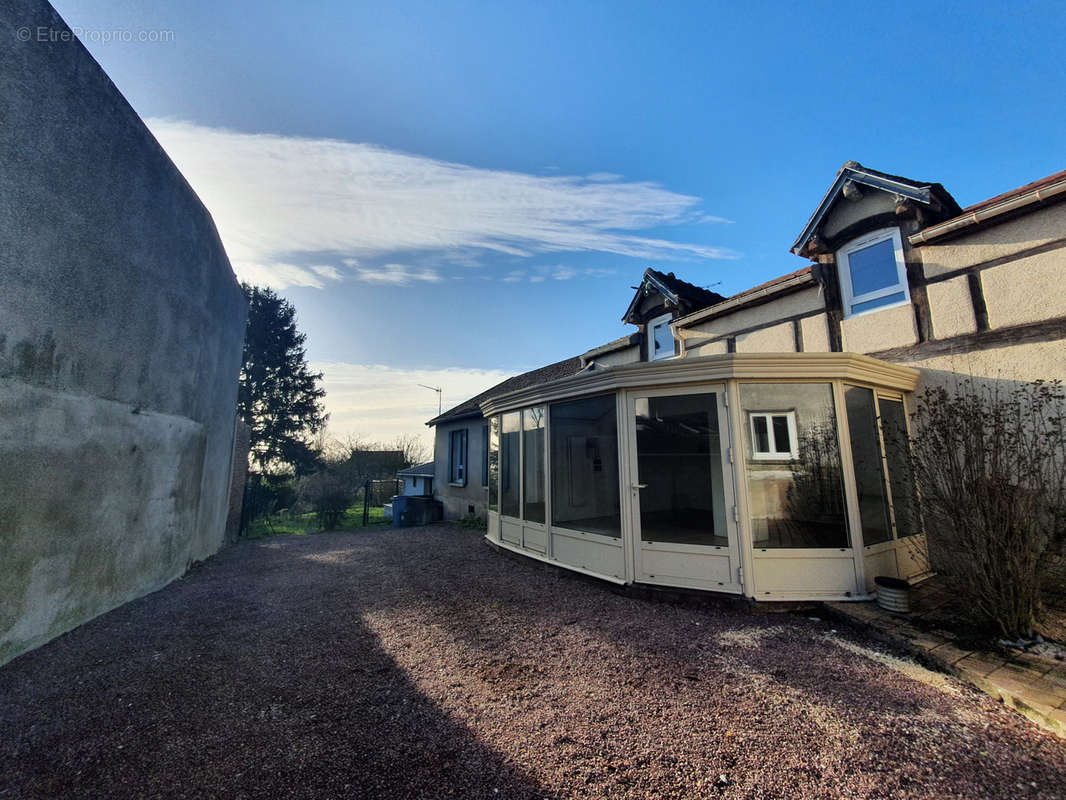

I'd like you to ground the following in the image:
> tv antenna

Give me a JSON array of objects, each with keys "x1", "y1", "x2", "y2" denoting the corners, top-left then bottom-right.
[{"x1": 418, "y1": 384, "x2": 442, "y2": 415}]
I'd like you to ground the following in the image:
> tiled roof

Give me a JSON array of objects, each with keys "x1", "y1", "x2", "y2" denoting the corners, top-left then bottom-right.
[
  {"x1": 727, "y1": 266, "x2": 813, "y2": 302},
  {"x1": 961, "y1": 168, "x2": 1066, "y2": 213},
  {"x1": 397, "y1": 461, "x2": 436, "y2": 477},
  {"x1": 427, "y1": 355, "x2": 584, "y2": 426},
  {"x1": 646, "y1": 268, "x2": 727, "y2": 309}
]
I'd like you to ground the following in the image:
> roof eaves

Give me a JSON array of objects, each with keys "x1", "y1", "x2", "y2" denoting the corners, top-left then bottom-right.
[
  {"x1": 622, "y1": 268, "x2": 679, "y2": 323},
  {"x1": 791, "y1": 163, "x2": 934, "y2": 256},
  {"x1": 910, "y1": 171, "x2": 1066, "y2": 245},
  {"x1": 674, "y1": 268, "x2": 816, "y2": 331}
]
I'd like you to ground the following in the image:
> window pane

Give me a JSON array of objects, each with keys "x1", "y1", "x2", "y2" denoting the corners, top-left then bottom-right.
[
  {"x1": 653, "y1": 321, "x2": 673, "y2": 358},
  {"x1": 500, "y1": 412, "x2": 520, "y2": 518},
  {"x1": 741, "y1": 384, "x2": 849, "y2": 549},
  {"x1": 771, "y1": 415, "x2": 791, "y2": 454},
  {"x1": 850, "y1": 291, "x2": 907, "y2": 315},
  {"x1": 844, "y1": 386, "x2": 893, "y2": 546},
  {"x1": 636, "y1": 393, "x2": 727, "y2": 546},
  {"x1": 848, "y1": 238, "x2": 898, "y2": 296},
  {"x1": 880, "y1": 399, "x2": 921, "y2": 538},
  {"x1": 550, "y1": 395, "x2": 621, "y2": 537},
  {"x1": 522, "y1": 406, "x2": 546, "y2": 523},
  {"x1": 482, "y1": 424, "x2": 489, "y2": 487},
  {"x1": 753, "y1": 416, "x2": 769, "y2": 453},
  {"x1": 488, "y1": 417, "x2": 499, "y2": 512}
]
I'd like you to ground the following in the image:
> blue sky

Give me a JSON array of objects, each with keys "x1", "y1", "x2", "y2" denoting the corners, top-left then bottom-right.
[{"x1": 52, "y1": 0, "x2": 1066, "y2": 445}]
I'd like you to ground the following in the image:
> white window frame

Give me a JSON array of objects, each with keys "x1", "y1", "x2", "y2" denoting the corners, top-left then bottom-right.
[
  {"x1": 748, "y1": 410, "x2": 798, "y2": 461},
  {"x1": 836, "y1": 227, "x2": 910, "y2": 318},
  {"x1": 648, "y1": 312, "x2": 676, "y2": 361}
]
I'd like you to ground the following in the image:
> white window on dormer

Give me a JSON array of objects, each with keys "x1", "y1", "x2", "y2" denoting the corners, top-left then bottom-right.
[
  {"x1": 837, "y1": 227, "x2": 910, "y2": 318},
  {"x1": 648, "y1": 312, "x2": 675, "y2": 360}
]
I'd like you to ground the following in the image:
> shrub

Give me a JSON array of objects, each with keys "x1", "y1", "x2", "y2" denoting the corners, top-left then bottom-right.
[
  {"x1": 299, "y1": 471, "x2": 353, "y2": 531},
  {"x1": 909, "y1": 378, "x2": 1066, "y2": 638}
]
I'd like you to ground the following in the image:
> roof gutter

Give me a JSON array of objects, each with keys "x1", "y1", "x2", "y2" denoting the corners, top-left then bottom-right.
[
  {"x1": 909, "y1": 177, "x2": 1066, "y2": 245},
  {"x1": 671, "y1": 271, "x2": 816, "y2": 336}
]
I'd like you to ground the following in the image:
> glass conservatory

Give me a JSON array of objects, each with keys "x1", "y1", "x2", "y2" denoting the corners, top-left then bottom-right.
[{"x1": 482, "y1": 353, "x2": 926, "y2": 601}]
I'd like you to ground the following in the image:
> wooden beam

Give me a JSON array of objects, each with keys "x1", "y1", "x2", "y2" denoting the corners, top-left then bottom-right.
[{"x1": 867, "y1": 315, "x2": 1066, "y2": 363}]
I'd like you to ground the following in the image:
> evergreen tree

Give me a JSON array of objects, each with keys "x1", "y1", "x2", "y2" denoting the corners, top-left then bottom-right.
[{"x1": 238, "y1": 285, "x2": 327, "y2": 475}]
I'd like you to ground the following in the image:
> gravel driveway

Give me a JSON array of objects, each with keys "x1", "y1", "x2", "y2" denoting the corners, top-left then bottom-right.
[{"x1": 2, "y1": 524, "x2": 1065, "y2": 799}]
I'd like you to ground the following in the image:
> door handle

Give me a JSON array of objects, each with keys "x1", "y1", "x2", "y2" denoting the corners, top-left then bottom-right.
[{"x1": 633, "y1": 483, "x2": 648, "y2": 490}]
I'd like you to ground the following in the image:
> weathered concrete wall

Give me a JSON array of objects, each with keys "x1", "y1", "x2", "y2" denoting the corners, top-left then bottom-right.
[
  {"x1": 433, "y1": 419, "x2": 489, "y2": 520},
  {"x1": 0, "y1": 0, "x2": 246, "y2": 664}
]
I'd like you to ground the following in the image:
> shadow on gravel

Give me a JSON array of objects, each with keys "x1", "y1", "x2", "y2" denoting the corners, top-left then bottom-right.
[{"x1": 0, "y1": 532, "x2": 561, "y2": 800}]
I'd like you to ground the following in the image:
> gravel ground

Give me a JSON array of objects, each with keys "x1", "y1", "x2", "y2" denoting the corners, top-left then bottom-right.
[{"x1": 2, "y1": 524, "x2": 1065, "y2": 800}]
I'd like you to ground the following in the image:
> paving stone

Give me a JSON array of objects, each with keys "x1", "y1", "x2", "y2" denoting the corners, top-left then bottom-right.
[
  {"x1": 928, "y1": 641, "x2": 973, "y2": 666},
  {"x1": 956, "y1": 653, "x2": 1008, "y2": 678},
  {"x1": 986, "y1": 667, "x2": 1066, "y2": 710},
  {"x1": 909, "y1": 631, "x2": 949, "y2": 652},
  {"x1": 1010, "y1": 651, "x2": 1055, "y2": 676}
]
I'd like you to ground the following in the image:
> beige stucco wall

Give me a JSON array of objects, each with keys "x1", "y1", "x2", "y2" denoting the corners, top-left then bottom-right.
[
  {"x1": 799, "y1": 314, "x2": 832, "y2": 353},
  {"x1": 735, "y1": 321, "x2": 795, "y2": 353},
  {"x1": 918, "y1": 202, "x2": 1066, "y2": 278},
  {"x1": 685, "y1": 286, "x2": 824, "y2": 340},
  {"x1": 687, "y1": 338, "x2": 729, "y2": 357},
  {"x1": 821, "y1": 189, "x2": 897, "y2": 239},
  {"x1": 594, "y1": 345, "x2": 640, "y2": 368},
  {"x1": 908, "y1": 339, "x2": 1066, "y2": 396},
  {"x1": 927, "y1": 275, "x2": 977, "y2": 339},
  {"x1": 981, "y1": 250, "x2": 1066, "y2": 328},
  {"x1": 841, "y1": 303, "x2": 918, "y2": 353}
]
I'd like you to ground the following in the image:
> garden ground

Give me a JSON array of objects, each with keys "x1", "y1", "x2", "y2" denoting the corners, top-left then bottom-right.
[{"x1": 2, "y1": 524, "x2": 1065, "y2": 799}]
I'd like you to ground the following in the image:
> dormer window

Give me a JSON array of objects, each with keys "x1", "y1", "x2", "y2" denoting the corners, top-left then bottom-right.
[
  {"x1": 836, "y1": 227, "x2": 910, "y2": 317},
  {"x1": 648, "y1": 312, "x2": 675, "y2": 360}
]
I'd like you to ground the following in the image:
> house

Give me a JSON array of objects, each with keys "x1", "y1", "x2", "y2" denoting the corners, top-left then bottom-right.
[
  {"x1": 427, "y1": 161, "x2": 1066, "y2": 601},
  {"x1": 398, "y1": 461, "x2": 435, "y2": 496}
]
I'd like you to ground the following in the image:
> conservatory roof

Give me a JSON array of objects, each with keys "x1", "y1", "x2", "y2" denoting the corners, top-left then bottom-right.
[{"x1": 479, "y1": 352, "x2": 919, "y2": 417}]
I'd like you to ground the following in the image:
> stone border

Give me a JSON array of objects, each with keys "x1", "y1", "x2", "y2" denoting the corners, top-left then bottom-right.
[{"x1": 824, "y1": 601, "x2": 1066, "y2": 739}]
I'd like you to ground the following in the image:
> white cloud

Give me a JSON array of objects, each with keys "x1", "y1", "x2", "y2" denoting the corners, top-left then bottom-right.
[
  {"x1": 314, "y1": 362, "x2": 516, "y2": 449},
  {"x1": 501, "y1": 270, "x2": 526, "y2": 283},
  {"x1": 552, "y1": 266, "x2": 578, "y2": 280},
  {"x1": 146, "y1": 118, "x2": 739, "y2": 289},
  {"x1": 351, "y1": 264, "x2": 443, "y2": 285}
]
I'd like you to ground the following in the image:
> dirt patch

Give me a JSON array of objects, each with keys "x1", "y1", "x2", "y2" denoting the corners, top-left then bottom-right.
[{"x1": 2, "y1": 523, "x2": 1065, "y2": 799}]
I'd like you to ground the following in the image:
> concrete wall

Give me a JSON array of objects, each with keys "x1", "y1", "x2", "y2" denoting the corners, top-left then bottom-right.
[
  {"x1": 434, "y1": 418, "x2": 489, "y2": 519},
  {"x1": 0, "y1": 0, "x2": 247, "y2": 665}
]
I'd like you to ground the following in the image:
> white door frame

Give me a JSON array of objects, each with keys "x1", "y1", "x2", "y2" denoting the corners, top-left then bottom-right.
[{"x1": 621, "y1": 383, "x2": 743, "y2": 593}]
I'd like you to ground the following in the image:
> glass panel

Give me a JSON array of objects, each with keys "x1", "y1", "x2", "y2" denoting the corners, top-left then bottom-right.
[
  {"x1": 772, "y1": 415, "x2": 791, "y2": 454},
  {"x1": 880, "y1": 398, "x2": 921, "y2": 538},
  {"x1": 500, "y1": 412, "x2": 520, "y2": 518},
  {"x1": 741, "y1": 383, "x2": 849, "y2": 549},
  {"x1": 850, "y1": 290, "x2": 907, "y2": 315},
  {"x1": 848, "y1": 238, "x2": 897, "y2": 295},
  {"x1": 753, "y1": 415, "x2": 769, "y2": 453},
  {"x1": 481, "y1": 424, "x2": 489, "y2": 486},
  {"x1": 522, "y1": 406, "x2": 546, "y2": 523},
  {"x1": 550, "y1": 395, "x2": 621, "y2": 537},
  {"x1": 652, "y1": 321, "x2": 673, "y2": 358},
  {"x1": 636, "y1": 393, "x2": 727, "y2": 546},
  {"x1": 488, "y1": 416, "x2": 499, "y2": 512},
  {"x1": 844, "y1": 386, "x2": 893, "y2": 546}
]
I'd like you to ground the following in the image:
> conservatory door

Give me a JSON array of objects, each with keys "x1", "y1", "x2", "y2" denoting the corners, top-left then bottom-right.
[{"x1": 626, "y1": 387, "x2": 742, "y2": 592}]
